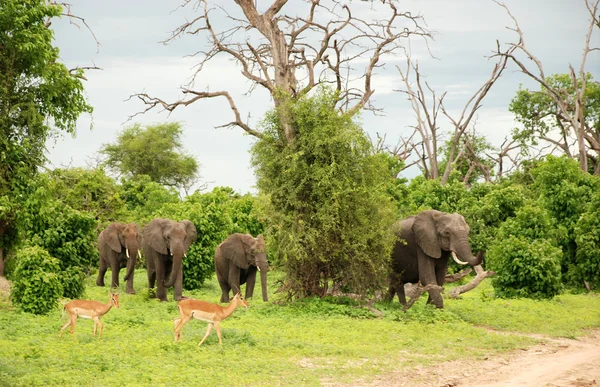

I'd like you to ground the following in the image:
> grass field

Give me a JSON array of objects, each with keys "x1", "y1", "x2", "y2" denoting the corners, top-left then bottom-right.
[{"x1": 1, "y1": 270, "x2": 598, "y2": 386}]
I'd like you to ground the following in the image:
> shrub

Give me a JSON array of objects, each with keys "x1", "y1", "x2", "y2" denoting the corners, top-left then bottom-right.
[
  {"x1": 10, "y1": 246, "x2": 63, "y2": 314},
  {"x1": 60, "y1": 266, "x2": 86, "y2": 299},
  {"x1": 573, "y1": 191, "x2": 600, "y2": 290},
  {"x1": 487, "y1": 236, "x2": 562, "y2": 299}
]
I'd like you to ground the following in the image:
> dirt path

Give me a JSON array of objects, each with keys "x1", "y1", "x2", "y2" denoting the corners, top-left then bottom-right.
[{"x1": 342, "y1": 330, "x2": 600, "y2": 387}]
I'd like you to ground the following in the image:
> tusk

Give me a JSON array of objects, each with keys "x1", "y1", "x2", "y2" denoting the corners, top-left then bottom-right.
[
  {"x1": 257, "y1": 266, "x2": 261, "y2": 272},
  {"x1": 452, "y1": 251, "x2": 469, "y2": 265},
  {"x1": 126, "y1": 248, "x2": 130, "y2": 258},
  {"x1": 137, "y1": 250, "x2": 141, "y2": 259},
  {"x1": 184, "y1": 253, "x2": 187, "y2": 258}
]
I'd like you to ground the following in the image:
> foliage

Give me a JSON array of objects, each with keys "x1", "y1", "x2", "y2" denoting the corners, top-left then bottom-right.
[
  {"x1": 400, "y1": 176, "x2": 473, "y2": 217},
  {"x1": 9, "y1": 246, "x2": 63, "y2": 314},
  {"x1": 573, "y1": 191, "x2": 600, "y2": 290},
  {"x1": 60, "y1": 266, "x2": 86, "y2": 299},
  {"x1": 100, "y1": 122, "x2": 200, "y2": 191},
  {"x1": 530, "y1": 155, "x2": 600, "y2": 286},
  {"x1": 0, "y1": 0, "x2": 92, "y2": 269},
  {"x1": 438, "y1": 131, "x2": 495, "y2": 185},
  {"x1": 510, "y1": 73, "x2": 600, "y2": 171},
  {"x1": 119, "y1": 175, "x2": 181, "y2": 225},
  {"x1": 251, "y1": 88, "x2": 397, "y2": 298},
  {"x1": 487, "y1": 236, "x2": 562, "y2": 299},
  {"x1": 44, "y1": 168, "x2": 125, "y2": 226}
]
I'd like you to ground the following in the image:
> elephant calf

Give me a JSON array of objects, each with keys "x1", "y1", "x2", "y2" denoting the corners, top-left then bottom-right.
[{"x1": 215, "y1": 233, "x2": 269, "y2": 303}]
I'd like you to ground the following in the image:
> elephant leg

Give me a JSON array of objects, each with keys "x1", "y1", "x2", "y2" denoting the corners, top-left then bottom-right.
[
  {"x1": 147, "y1": 264, "x2": 156, "y2": 290},
  {"x1": 125, "y1": 259, "x2": 136, "y2": 294},
  {"x1": 217, "y1": 276, "x2": 231, "y2": 303},
  {"x1": 418, "y1": 252, "x2": 443, "y2": 308},
  {"x1": 110, "y1": 261, "x2": 120, "y2": 289},
  {"x1": 387, "y1": 270, "x2": 406, "y2": 304},
  {"x1": 155, "y1": 259, "x2": 168, "y2": 302},
  {"x1": 245, "y1": 269, "x2": 256, "y2": 299},
  {"x1": 96, "y1": 258, "x2": 107, "y2": 287},
  {"x1": 227, "y1": 266, "x2": 241, "y2": 302}
]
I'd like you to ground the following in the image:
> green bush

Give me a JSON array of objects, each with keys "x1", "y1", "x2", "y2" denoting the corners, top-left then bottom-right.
[
  {"x1": 10, "y1": 246, "x2": 63, "y2": 314},
  {"x1": 573, "y1": 191, "x2": 600, "y2": 290},
  {"x1": 59, "y1": 266, "x2": 85, "y2": 299},
  {"x1": 488, "y1": 236, "x2": 562, "y2": 299}
]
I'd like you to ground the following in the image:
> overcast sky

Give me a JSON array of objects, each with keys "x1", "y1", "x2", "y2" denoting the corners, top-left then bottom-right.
[{"x1": 47, "y1": 0, "x2": 600, "y2": 194}]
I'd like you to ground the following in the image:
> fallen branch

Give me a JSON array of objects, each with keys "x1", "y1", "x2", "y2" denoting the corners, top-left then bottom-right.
[
  {"x1": 445, "y1": 268, "x2": 473, "y2": 283},
  {"x1": 403, "y1": 283, "x2": 444, "y2": 312},
  {"x1": 448, "y1": 265, "x2": 496, "y2": 298}
]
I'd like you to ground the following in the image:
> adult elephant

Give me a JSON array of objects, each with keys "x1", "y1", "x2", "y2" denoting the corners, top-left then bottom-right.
[
  {"x1": 96, "y1": 222, "x2": 142, "y2": 294},
  {"x1": 387, "y1": 210, "x2": 484, "y2": 309},
  {"x1": 215, "y1": 233, "x2": 268, "y2": 303},
  {"x1": 143, "y1": 218, "x2": 197, "y2": 302}
]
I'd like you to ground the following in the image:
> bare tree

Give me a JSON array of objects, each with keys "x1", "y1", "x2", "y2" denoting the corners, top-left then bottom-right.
[
  {"x1": 494, "y1": 0, "x2": 600, "y2": 174},
  {"x1": 129, "y1": 0, "x2": 431, "y2": 143},
  {"x1": 394, "y1": 40, "x2": 515, "y2": 184}
]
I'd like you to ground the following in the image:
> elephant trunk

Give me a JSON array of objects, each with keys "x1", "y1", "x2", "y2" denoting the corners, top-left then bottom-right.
[
  {"x1": 452, "y1": 240, "x2": 482, "y2": 266},
  {"x1": 123, "y1": 239, "x2": 139, "y2": 281},
  {"x1": 164, "y1": 246, "x2": 183, "y2": 288},
  {"x1": 123, "y1": 252, "x2": 137, "y2": 281},
  {"x1": 259, "y1": 265, "x2": 268, "y2": 302}
]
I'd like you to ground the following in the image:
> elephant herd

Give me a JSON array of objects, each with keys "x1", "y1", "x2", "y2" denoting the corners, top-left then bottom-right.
[
  {"x1": 97, "y1": 210, "x2": 483, "y2": 309},
  {"x1": 96, "y1": 218, "x2": 269, "y2": 303}
]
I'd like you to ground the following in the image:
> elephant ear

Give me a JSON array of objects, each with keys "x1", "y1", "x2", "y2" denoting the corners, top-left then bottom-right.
[
  {"x1": 180, "y1": 220, "x2": 197, "y2": 252},
  {"x1": 104, "y1": 223, "x2": 122, "y2": 253},
  {"x1": 220, "y1": 233, "x2": 250, "y2": 270},
  {"x1": 144, "y1": 219, "x2": 168, "y2": 255},
  {"x1": 413, "y1": 210, "x2": 442, "y2": 258}
]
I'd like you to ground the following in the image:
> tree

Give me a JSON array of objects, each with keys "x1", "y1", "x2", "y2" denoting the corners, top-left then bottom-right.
[
  {"x1": 251, "y1": 89, "x2": 397, "y2": 298},
  {"x1": 131, "y1": 0, "x2": 430, "y2": 143},
  {"x1": 495, "y1": 0, "x2": 600, "y2": 174},
  {"x1": 0, "y1": 0, "x2": 93, "y2": 275},
  {"x1": 509, "y1": 73, "x2": 600, "y2": 174},
  {"x1": 100, "y1": 122, "x2": 201, "y2": 193}
]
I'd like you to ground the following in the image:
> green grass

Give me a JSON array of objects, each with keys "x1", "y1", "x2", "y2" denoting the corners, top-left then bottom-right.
[{"x1": 0, "y1": 270, "x2": 598, "y2": 386}]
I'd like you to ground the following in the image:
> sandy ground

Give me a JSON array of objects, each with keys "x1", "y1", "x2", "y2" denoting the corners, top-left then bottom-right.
[{"x1": 360, "y1": 330, "x2": 600, "y2": 387}]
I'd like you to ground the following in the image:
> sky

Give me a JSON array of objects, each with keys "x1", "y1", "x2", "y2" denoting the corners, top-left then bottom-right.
[{"x1": 47, "y1": 0, "x2": 600, "y2": 194}]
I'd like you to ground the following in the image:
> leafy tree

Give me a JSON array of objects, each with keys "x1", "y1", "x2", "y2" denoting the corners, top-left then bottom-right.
[
  {"x1": 0, "y1": 0, "x2": 92, "y2": 275},
  {"x1": 10, "y1": 246, "x2": 63, "y2": 314},
  {"x1": 251, "y1": 89, "x2": 397, "y2": 298},
  {"x1": 100, "y1": 123, "x2": 200, "y2": 192},
  {"x1": 438, "y1": 132, "x2": 495, "y2": 185},
  {"x1": 510, "y1": 73, "x2": 600, "y2": 174}
]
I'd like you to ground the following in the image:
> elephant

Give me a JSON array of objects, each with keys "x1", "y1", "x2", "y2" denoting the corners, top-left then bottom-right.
[
  {"x1": 96, "y1": 222, "x2": 142, "y2": 294},
  {"x1": 387, "y1": 210, "x2": 484, "y2": 309},
  {"x1": 215, "y1": 233, "x2": 269, "y2": 303},
  {"x1": 143, "y1": 218, "x2": 197, "y2": 302}
]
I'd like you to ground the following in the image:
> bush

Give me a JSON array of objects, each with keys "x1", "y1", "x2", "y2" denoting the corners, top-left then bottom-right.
[
  {"x1": 487, "y1": 236, "x2": 562, "y2": 299},
  {"x1": 573, "y1": 191, "x2": 600, "y2": 290},
  {"x1": 60, "y1": 266, "x2": 86, "y2": 299},
  {"x1": 10, "y1": 246, "x2": 63, "y2": 314},
  {"x1": 251, "y1": 88, "x2": 397, "y2": 298}
]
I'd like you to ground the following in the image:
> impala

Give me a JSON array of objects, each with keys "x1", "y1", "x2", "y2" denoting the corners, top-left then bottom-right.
[
  {"x1": 174, "y1": 292, "x2": 249, "y2": 346},
  {"x1": 59, "y1": 289, "x2": 120, "y2": 338}
]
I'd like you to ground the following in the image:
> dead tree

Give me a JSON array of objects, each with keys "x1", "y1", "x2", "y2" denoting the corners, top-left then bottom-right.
[
  {"x1": 129, "y1": 0, "x2": 431, "y2": 144},
  {"x1": 395, "y1": 39, "x2": 516, "y2": 184},
  {"x1": 494, "y1": 0, "x2": 600, "y2": 174}
]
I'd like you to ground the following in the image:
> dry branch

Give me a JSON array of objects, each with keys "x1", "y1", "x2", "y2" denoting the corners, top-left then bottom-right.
[
  {"x1": 448, "y1": 265, "x2": 496, "y2": 298},
  {"x1": 402, "y1": 283, "x2": 443, "y2": 312}
]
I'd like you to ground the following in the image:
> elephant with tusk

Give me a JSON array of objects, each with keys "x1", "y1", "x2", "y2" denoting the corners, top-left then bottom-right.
[
  {"x1": 387, "y1": 210, "x2": 485, "y2": 309},
  {"x1": 97, "y1": 222, "x2": 142, "y2": 294}
]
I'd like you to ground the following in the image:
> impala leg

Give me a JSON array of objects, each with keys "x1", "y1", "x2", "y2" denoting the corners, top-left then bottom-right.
[
  {"x1": 174, "y1": 315, "x2": 191, "y2": 342},
  {"x1": 215, "y1": 321, "x2": 223, "y2": 345},
  {"x1": 198, "y1": 323, "x2": 213, "y2": 346},
  {"x1": 69, "y1": 315, "x2": 77, "y2": 335},
  {"x1": 59, "y1": 318, "x2": 73, "y2": 338}
]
